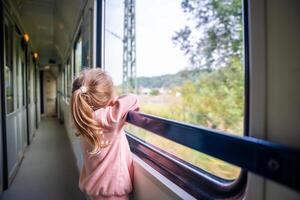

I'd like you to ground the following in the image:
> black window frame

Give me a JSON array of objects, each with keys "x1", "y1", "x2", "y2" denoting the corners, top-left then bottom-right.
[
  {"x1": 125, "y1": 110, "x2": 300, "y2": 196},
  {"x1": 126, "y1": 132, "x2": 247, "y2": 199}
]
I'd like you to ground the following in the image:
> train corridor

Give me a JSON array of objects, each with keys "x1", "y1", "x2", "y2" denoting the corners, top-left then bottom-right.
[{"x1": 1, "y1": 118, "x2": 86, "y2": 200}]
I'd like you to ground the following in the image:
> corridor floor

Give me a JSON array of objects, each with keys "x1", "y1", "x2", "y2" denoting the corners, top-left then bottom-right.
[{"x1": 2, "y1": 118, "x2": 86, "y2": 200}]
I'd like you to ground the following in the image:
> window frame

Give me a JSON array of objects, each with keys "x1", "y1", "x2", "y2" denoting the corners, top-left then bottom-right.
[
  {"x1": 126, "y1": 132, "x2": 247, "y2": 199},
  {"x1": 126, "y1": 111, "x2": 249, "y2": 199},
  {"x1": 101, "y1": 0, "x2": 251, "y2": 198},
  {"x1": 125, "y1": 108, "x2": 300, "y2": 196}
]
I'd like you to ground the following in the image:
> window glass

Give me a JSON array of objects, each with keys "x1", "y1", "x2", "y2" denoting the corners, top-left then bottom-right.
[
  {"x1": 28, "y1": 56, "x2": 32, "y2": 104},
  {"x1": 35, "y1": 65, "x2": 39, "y2": 103},
  {"x1": 82, "y1": 12, "x2": 91, "y2": 67},
  {"x1": 67, "y1": 60, "x2": 72, "y2": 97},
  {"x1": 75, "y1": 37, "x2": 82, "y2": 76},
  {"x1": 34, "y1": 65, "x2": 39, "y2": 107},
  {"x1": 104, "y1": 0, "x2": 244, "y2": 180},
  {"x1": 64, "y1": 67, "x2": 67, "y2": 98},
  {"x1": 31, "y1": 61, "x2": 35, "y2": 104},
  {"x1": 4, "y1": 22, "x2": 14, "y2": 114},
  {"x1": 22, "y1": 61, "x2": 25, "y2": 106},
  {"x1": 61, "y1": 70, "x2": 65, "y2": 97},
  {"x1": 15, "y1": 32, "x2": 20, "y2": 109}
]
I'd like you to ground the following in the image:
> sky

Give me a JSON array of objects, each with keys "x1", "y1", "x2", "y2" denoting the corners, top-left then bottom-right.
[{"x1": 104, "y1": 0, "x2": 189, "y2": 85}]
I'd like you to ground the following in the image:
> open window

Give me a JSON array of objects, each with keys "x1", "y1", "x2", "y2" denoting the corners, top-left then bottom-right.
[{"x1": 103, "y1": 0, "x2": 248, "y2": 198}]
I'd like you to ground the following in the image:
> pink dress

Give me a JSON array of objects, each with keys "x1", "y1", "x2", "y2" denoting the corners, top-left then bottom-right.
[{"x1": 79, "y1": 94, "x2": 139, "y2": 200}]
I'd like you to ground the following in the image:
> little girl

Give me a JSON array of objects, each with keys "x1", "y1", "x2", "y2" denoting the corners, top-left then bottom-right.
[{"x1": 71, "y1": 68, "x2": 139, "y2": 200}]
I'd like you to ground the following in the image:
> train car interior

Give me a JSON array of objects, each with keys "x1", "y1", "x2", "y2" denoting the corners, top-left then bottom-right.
[{"x1": 0, "y1": 0, "x2": 299, "y2": 199}]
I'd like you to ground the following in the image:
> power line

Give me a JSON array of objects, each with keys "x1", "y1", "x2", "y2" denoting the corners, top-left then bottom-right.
[{"x1": 105, "y1": 29, "x2": 123, "y2": 42}]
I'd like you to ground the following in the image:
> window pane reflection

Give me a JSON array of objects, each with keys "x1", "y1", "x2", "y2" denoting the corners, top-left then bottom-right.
[{"x1": 5, "y1": 22, "x2": 14, "y2": 114}]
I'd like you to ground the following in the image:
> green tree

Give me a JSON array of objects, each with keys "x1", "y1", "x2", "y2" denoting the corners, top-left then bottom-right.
[
  {"x1": 150, "y1": 89, "x2": 159, "y2": 96},
  {"x1": 173, "y1": 0, "x2": 243, "y2": 69},
  {"x1": 172, "y1": 0, "x2": 244, "y2": 133},
  {"x1": 181, "y1": 57, "x2": 244, "y2": 134}
]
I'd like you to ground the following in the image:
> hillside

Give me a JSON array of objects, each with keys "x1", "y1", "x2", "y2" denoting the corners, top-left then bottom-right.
[{"x1": 137, "y1": 68, "x2": 209, "y2": 89}]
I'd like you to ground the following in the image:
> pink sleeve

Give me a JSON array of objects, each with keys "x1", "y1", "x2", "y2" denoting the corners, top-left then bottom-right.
[{"x1": 93, "y1": 94, "x2": 139, "y2": 129}]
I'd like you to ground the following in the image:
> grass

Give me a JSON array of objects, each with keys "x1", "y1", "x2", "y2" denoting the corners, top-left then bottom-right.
[
  {"x1": 127, "y1": 125, "x2": 240, "y2": 180},
  {"x1": 126, "y1": 94, "x2": 242, "y2": 180}
]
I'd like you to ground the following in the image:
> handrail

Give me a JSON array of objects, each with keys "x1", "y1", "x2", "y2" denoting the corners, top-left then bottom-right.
[
  {"x1": 126, "y1": 133, "x2": 246, "y2": 199},
  {"x1": 126, "y1": 111, "x2": 300, "y2": 192}
]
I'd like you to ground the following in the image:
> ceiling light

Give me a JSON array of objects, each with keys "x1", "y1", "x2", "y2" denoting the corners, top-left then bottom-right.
[
  {"x1": 23, "y1": 33, "x2": 30, "y2": 42},
  {"x1": 33, "y1": 52, "x2": 38, "y2": 59}
]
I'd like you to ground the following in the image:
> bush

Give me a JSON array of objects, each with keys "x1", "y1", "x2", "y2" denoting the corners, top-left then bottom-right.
[{"x1": 150, "y1": 89, "x2": 159, "y2": 96}]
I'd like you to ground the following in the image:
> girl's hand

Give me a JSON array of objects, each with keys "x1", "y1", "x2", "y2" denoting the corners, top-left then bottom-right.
[
  {"x1": 108, "y1": 96, "x2": 119, "y2": 106},
  {"x1": 94, "y1": 94, "x2": 139, "y2": 128}
]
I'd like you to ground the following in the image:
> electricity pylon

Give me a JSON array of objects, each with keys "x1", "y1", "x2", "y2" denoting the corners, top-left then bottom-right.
[{"x1": 123, "y1": 0, "x2": 136, "y2": 93}]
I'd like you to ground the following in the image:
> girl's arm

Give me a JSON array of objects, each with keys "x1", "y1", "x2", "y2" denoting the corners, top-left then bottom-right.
[{"x1": 94, "y1": 94, "x2": 139, "y2": 128}]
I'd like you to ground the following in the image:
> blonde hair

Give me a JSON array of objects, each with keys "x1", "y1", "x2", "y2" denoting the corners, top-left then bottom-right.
[{"x1": 71, "y1": 68, "x2": 114, "y2": 154}]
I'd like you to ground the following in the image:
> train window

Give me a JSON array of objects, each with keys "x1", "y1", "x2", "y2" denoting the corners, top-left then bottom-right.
[
  {"x1": 15, "y1": 32, "x2": 20, "y2": 110},
  {"x1": 62, "y1": 69, "x2": 65, "y2": 97},
  {"x1": 67, "y1": 59, "x2": 72, "y2": 98},
  {"x1": 104, "y1": 0, "x2": 244, "y2": 180},
  {"x1": 64, "y1": 67, "x2": 67, "y2": 98},
  {"x1": 81, "y1": 12, "x2": 91, "y2": 67},
  {"x1": 32, "y1": 62, "x2": 35, "y2": 104},
  {"x1": 74, "y1": 36, "x2": 82, "y2": 76},
  {"x1": 28, "y1": 58, "x2": 32, "y2": 104},
  {"x1": 4, "y1": 21, "x2": 14, "y2": 114},
  {"x1": 34, "y1": 64, "x2": 37, "y2": 104},
  {"x1": 22, "y1": 62, "x2": 25, "y2": 106}
]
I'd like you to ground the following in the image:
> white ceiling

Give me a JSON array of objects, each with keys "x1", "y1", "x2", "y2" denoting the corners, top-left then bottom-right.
[
  {"x1": 14, "y1": 0, "x2": 56, "y2": 65},
  {"x1": 11, "y1": 0, "x2": 85, "y2": 66}
]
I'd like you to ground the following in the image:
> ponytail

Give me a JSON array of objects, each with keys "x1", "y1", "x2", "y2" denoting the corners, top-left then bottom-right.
[
  {"x1": 70, "y1": 69, "x2": 114, "y2": 155},
  {"x1": 71, "y1": 89, "x2": 102, "y2": 154}
]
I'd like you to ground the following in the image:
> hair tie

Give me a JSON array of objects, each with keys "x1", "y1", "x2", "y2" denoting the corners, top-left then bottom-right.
[{"x1": 80, "y1": 86, "x2": 88, "y2": 94}]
